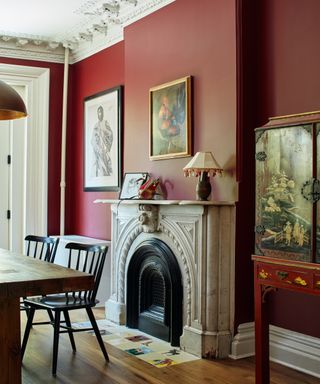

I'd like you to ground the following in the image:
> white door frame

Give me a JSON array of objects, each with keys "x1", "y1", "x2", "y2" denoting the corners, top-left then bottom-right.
[{"x1": 0, "y1": 64, "x2": 50, "y2": 247}]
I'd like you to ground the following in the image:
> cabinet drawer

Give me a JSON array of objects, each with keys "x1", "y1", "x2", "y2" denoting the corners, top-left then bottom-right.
[{"x1": 257, "y1": 264, "x2": 311, "y2": 287}]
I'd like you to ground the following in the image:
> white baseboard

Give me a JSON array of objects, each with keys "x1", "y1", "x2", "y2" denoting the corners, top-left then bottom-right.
[
  {"x1": 230, "y1": 322, "x2": 320, "y2": 378},
  {"x1": 229, "y1": 322, "x2": 255, "y2": 359}
]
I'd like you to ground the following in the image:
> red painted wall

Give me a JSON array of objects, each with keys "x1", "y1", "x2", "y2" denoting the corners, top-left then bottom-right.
[
  {"x1": 256, "y1": 0, "x2": 320, "y2": 337},
  {"x1": 66, "y1": 0, "x2": 239, "y2": 328},
  {"x1": 67, "y1": 0, "x2": 236, "y2": 238},
  {"x1": 123, "y1": 0, "x2": 237, "y2": 201},
  {"x1": 65, "y1": 42, "x2": 125, "y2": 239},
  {"x1": 0, "y1": 57, "x2": 64, "y2": 235},
  {"x1": 260, "y1": 0, "x2": 320, "y2": 117}
]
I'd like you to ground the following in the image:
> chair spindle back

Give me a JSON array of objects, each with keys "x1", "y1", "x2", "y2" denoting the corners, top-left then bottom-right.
[
  {"x1": 25, "y1": 235, "x2": 60, "y2": 263},
  {"x1": 64, "y1": 242, "x2": 108, "y2": 303}
]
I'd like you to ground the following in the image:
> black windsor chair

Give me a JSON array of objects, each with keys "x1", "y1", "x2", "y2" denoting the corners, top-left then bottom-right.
[
  {"x1": 24, "y1": 235, "x2": 59, "y2": 263},
  {"x1": 21, "y1": 235, "x2": 60, "y2": 321},
  {"x1": 21, "y1": 242, "x2": 109, "y2": 376}
]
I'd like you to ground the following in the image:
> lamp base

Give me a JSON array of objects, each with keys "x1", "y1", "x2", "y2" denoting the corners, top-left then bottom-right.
[{"x1": 196, "y1": 172, "x2": 211, "y2": 201}]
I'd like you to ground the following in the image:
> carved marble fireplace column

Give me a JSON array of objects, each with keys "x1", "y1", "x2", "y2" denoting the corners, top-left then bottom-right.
[{"x1": 96, "y1": 199, "x2": 235, "y2": 358}]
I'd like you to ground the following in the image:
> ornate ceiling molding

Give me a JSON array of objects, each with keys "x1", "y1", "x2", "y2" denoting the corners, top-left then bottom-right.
[{"x1": 0, "y1": 0, "x2": 175, "y2": 64}]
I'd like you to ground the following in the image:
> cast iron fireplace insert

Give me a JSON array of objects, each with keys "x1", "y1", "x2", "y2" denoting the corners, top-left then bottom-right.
[{"x1": 126, "y1": 238, "x2": 182, "y2": 346}]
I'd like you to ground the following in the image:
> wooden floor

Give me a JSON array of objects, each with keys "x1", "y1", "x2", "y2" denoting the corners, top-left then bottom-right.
[{"x1": 21, "y1": 308, "x2": 319, "y2": 384}]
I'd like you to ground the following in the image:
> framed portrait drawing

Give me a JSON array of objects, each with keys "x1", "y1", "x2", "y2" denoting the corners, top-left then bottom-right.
[
  {"x1": 149, "y1": 76, "x2": 192, "y2": 160},
  {"x1": 84, "y1": 86, "x2": 122, "y2": 191},
  {"x1": 119, "y1": 172, "x2": 149, "y2": 200}
]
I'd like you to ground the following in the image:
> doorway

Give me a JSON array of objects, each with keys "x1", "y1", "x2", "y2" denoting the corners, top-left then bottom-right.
[
  {"x1": 0, "y1": 115, "x2": 26, "y2": 251},
  {"x1": 0, "y1": 64, "x2": 50, "y2": 253}
]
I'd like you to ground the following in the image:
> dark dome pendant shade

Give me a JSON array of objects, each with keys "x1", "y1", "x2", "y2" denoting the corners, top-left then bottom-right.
[{"x1": 0, "y1": 79, "x2": 27, "y2": 120}]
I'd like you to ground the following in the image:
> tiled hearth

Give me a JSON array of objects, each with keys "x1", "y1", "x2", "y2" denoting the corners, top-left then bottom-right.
[{"x1": 96, "y1": 199, "x2": 235, "y2": 358}]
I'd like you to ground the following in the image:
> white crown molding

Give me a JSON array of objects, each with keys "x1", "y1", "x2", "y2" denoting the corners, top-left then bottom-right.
[
  {"x1": 0, "y1": 0, "x2": 175, "y2": 64},
  {"x1": 0, "y1": 46, "x2": 65, "y2": 64},
  {"x1": 71, "y1": 0, "x2": 175, "y2": 63},
  {"x1": 230, "y1": 322, "x2": 320, "y2": 378},
  {"x1": 70, "y1": 26, "x2": 124, "y2": 63}
]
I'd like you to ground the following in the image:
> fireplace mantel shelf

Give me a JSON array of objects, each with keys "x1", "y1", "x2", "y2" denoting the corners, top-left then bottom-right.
[{"x1": 94, "y1": 199, "x2": 235, "y2": 206}]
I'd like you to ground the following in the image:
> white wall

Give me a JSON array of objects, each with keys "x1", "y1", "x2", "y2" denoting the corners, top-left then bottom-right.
[{"x1": 53, "y1": 235, "x2": 111, "y2": 307}]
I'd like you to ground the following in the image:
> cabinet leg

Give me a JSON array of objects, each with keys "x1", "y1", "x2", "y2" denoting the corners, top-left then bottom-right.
[{"x1": 254, "y1": 277, "x2": 270, "y2": 384}]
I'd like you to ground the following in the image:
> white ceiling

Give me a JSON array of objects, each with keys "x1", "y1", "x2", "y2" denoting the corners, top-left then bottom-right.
[
  {"x1": 0, "y1": 0, "x2": 174, "y2": 63},
  {"x1": 0, "y1": 0, "x2": 89, "y2": 38}
]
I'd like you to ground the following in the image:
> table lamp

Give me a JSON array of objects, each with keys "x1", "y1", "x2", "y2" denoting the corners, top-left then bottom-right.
[
  {"x1": 183, "y1": 151, "x2": 223, "y2": 201},
  {"x1": 0, "y1": 79, "x2": 27, "y2": 120}
]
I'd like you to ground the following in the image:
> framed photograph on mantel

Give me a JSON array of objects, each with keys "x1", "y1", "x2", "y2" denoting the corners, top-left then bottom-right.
[
  {"x1": 149, "y1": 76, "x2": 192, "y2": 160},
  {"x1": 119, "y1": 172, "x2": 149, "y2": 200},
  {"x1": 84, "y1": 86, "x2": 122, "y2": 191}
]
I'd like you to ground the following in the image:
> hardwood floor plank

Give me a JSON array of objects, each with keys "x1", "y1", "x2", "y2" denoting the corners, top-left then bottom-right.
[{"x1": 21, "y1": 309, "x2": 320, "y2": 384}]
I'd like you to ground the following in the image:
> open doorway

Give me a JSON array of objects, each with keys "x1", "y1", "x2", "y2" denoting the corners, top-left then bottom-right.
[{"x1": 0, "y1": 64, "x2": 50, "y2": 253}]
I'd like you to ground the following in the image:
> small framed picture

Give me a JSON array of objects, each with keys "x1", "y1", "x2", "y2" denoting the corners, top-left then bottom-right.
[
  {"x1": 149, "y1": 76, "x2": 192, "y2": 160},
  {"x1": 83, "y1": 85, "x2": 122, "y2": 191},
  {"x1": 119, "y1": 172, "x2": 149, "y2": 200}
]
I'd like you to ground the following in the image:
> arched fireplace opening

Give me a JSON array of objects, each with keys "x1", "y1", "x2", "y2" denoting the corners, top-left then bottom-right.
[{"x1": 126, "y1": 238, "x2": 182, "y2": 346}]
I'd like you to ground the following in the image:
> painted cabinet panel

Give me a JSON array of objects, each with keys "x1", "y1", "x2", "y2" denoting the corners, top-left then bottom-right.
[{"x1": 255, "y1": 112, "x2": 320, "y2": 263}]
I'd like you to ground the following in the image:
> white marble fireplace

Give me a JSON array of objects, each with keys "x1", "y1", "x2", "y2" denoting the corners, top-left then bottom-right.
[{"x1": 97, "y1": 199, "x2": 235, "y2": 358}]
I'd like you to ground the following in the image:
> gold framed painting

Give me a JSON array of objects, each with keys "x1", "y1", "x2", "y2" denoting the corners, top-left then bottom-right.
[{"x1": 149, "y1": 76, "x2": 192, "y2": 160}]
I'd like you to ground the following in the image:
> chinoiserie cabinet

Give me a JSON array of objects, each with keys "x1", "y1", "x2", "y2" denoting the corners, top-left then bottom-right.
[
  {"x1": 255, "y1": 111, "x2": 320, "y2": 264},
  {"x1": 253, "y1": 111, "x2": 320, "y2": 384}
]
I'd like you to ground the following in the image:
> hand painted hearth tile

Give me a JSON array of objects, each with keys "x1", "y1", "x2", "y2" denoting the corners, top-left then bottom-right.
[
  {"x1": 149, "y1": 358, "x2": 177, "y2": 368},
  {"x1": 125, "y1": 345, "x2": 153, "y2": 356},
  {"x1": 125, "y1": 335, "x2": 151, "y2": 342},
  {"x1": 74, "y1": 319, "x2": 199, "y2": 367}
]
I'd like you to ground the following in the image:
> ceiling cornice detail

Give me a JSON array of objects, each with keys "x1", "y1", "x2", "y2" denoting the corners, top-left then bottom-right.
[
  {"x1": 0, "y1": 46, "x2": 65, "y2": 64},
  {"x1": 0, "y1": 0, "x2": 175, "y2": 64}
]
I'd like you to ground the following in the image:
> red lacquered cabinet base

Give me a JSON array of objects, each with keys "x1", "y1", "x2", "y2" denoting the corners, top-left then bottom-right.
[{"x1": 252, "y1": 255, "x2": 320, "y2": 384}]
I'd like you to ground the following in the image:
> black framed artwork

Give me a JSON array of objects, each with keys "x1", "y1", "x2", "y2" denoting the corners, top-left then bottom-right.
[{"x1": 83, "y1": 85, "x2": 122, "y2": 191}]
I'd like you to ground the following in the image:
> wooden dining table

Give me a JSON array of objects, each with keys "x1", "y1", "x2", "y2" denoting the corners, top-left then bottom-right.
[{"x1": 0, "y1": 248, "x2": 94, "y2": 384}]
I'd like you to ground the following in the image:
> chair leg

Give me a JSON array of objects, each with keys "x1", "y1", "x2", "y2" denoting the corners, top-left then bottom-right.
[
  {"x1": 21, "y1": 307, "x2": 36, "y2": 360},
  {"x1": 86, "y1": 307, "x2": 109, "y2": 362},
  {"x1": 63, "y1": 309, "x2": 76, "y2": 351},
  {"x1": 25, "y1": 305, "x2": 31, "y2": 319},
  {"x1": 52, "y1": 310, "x2": 61, "y2": 376},
  {"x1": 22, "y1": 298, "x2": 31, "y2": 321},
  {"x1": 47, "y1": 309, "x2": 54, "y2": 322}
]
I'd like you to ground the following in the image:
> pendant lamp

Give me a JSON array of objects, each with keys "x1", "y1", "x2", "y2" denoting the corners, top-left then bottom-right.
[{"x1": 0, "y1": 79, "x2": 27, "y2": 120}]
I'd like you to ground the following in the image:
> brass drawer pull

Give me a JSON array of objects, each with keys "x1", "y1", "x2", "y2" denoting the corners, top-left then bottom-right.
[{"x1": 276, "y1": 271, "x2": 288, "y2": 280}]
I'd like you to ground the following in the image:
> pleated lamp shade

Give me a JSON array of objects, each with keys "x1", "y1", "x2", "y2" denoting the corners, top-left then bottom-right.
[
  {"x1": 0, "y1": 80, "x2": 27, "y2": 120},
  {"x1": 183, "y1": 151, "x2": 223, "y2": 177}
]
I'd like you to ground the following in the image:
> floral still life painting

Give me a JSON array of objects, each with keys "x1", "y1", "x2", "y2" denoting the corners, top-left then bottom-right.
[{"x1": 149, "y1": 76, "x2": 192, "y2": 160}]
